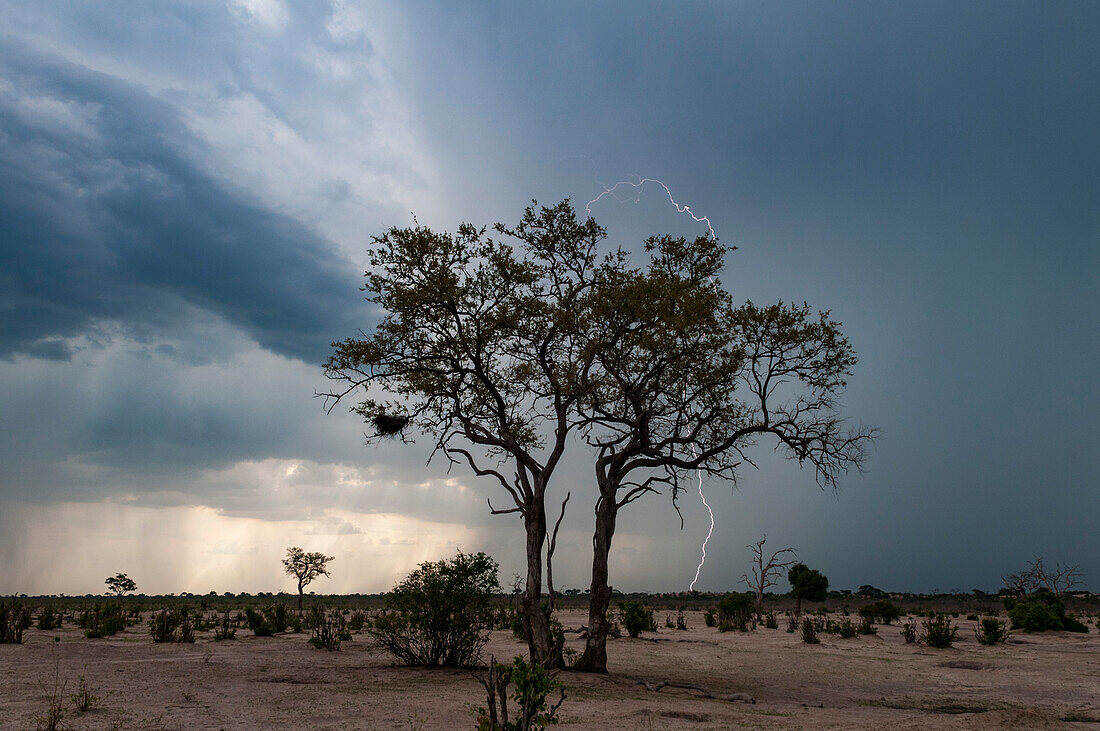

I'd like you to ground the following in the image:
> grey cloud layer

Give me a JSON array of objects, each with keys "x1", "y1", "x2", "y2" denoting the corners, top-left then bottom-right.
[{"x1": 0, "y1": 42, "x2": 366, "y2": 364}]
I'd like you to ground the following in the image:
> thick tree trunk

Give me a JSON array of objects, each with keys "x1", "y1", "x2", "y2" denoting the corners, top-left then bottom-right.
[
  {"x1": 522, "y1": 500, "x2": 558, "y2": 667},
  {"x1": 574, "y1": 490, "x2": 617, "y2": 673}
]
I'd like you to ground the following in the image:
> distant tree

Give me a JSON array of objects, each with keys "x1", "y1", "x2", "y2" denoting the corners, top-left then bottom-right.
[
  {"x1": 282, "y1": 547, "x2": 334, "y2": 609},
  {"x1": 740, "y1": 535, "x2": 797, "y2": 623},
  {"x1": 104, "y1": 573, "x2": 137, "y2": 597},
  {"x1": 1002, "y1": 557, "x2": 1084, "y2": 597},
  {"x1": 788, "y1": 564, "x2": 829, "y2": 616}
]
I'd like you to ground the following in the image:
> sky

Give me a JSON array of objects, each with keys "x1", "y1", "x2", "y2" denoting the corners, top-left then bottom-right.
[{"x1": 1, "y1": 1, "x2": 1097, "y2": 596}]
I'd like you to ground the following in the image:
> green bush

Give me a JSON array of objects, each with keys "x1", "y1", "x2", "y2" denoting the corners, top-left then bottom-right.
[
  {"x1": 476, "y1": 655, "x2": 565, "y2": 731},
  {"x1": 901, "y1": 619, "x2": 917, "y2": 643},
  {"x1": 834, "y1": 617, "x2": 857, "y2": 638},
  {"x1": 369, "y1": 551, "x2": 500, "y2": 667},
  {"x1": 921, "y1": 614, "x2": 958, "y2": 648},
  {"x1": 308, "y1": 608, "x2": 350, "y2": 651},
  {"x1": 974, "y1": 616, "x2": 1010, "y2": 645},
  {"x1": 150, "y1": 608, "x2": 194, "y2": 643},
  {"x1": 676, "y1": 610, "x2": 688, "y2": 631},
  {"x1": 213, "y1": 610, "x2": 237, "y2": 641},
  {"x1": 763, "y1": 611, "x2": 778, "y2": 629},
  {"x1": 1007, "y1": 590, "x2": 1089, "y2": 633},
  {"x1": 0, "y1": 600, "x2": 32, "y2": 643},
  {"x1": 617, "y1": 600, "x2": 656, "y2": 638},
  {"x1": 858, "y1": 600, "x2": 902, "y2": 625},
  {"x1": 245, "y1": 603, "x2": 289, "y2": 636},
  {"x1": 800, "y1": 617, "x2": 819, "y2": 644},
  {"x1": 716, "y1": 592, "x2": 754, "y2": 632},
  {"x1": 703, "y1": 608, "x2": 716, "y2": 627},
  {"x1": 36, "y1": 607, "x2": 63, "y2": 631},
  {"x1": 857, "y1": 616, "x2": 877, "y2": 635},
  {"x1": 78, "y1": 603, "x2": 126, "y2": 639}
]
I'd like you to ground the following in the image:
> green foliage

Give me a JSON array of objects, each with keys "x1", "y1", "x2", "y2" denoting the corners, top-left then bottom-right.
[
  {"x1": 1007, "y1": 590, "x2": 1089, "y2": 633},
  {"x1": 246, "y1": 603, "x2": 289, "y2": 636},
  {"x1": 800, "y1": 617, "x2": 819, "y2": 644},
  {"x1": 764, "y1": 611, "x2": 778, "y2": 629},
  {"x1": 703, "y1": 608, "x2": 716, "y2": 627},
  {"x1": 788, "y1": 564, "x2": 829, "y2": 604},
  {"x1": 476, "y1": 655, "x2": 565, "y2": 731},
  {"x1": 149, "y1": 608, "x2": 194, "y2": 643},
  {"x1": 213, "y1": 609, "x2": 237, "y2": 641},
  {"x1": 974, "y1": 616, "x2": 1010, "y2": 645},
  {"x1": 0, "y1": 600, "x2": 32, "y2": 643},
  {"x1": 716, "y1": 592, "x2": 754, "y2": 632},
  {"x1": 857, "y1": 616, "x2": 877, "y2": 635},
  {"x1": 833, "y1": 617, "x2": 858, "y2": 638},
  {"x1": 369, "y1": 551, "x2": 500, "y2": 667},
  {"x1": 858, "y1": 600, "x2": 902, "y2": 625},
  {"x1": 36, "y1": 607, "x2": 63, "y2": 631},
  {"x1": 77, "y1": 603, "x2": 126, "y2": 639},
  {"x1": 901, "y1": 619, "x2": 917, "y2": 643},
  {"x1": 676, "y1": 610, "x2": 688, "y2": 631},
  {"x1": 617, "y1": 600, "x2": 657, "y2": 638},
  {"x1": 308, "y1": 607, "x2": 350, "y2": 650},
  {"x1": 71, "y1": 671, "x2": 101, "y2": 713},
  {"x1": 921, "y1": 614, "x2": 958, "y2": 648},
  {"x1": 347, "y1": 610, "x2": 367, "y2": 632}
]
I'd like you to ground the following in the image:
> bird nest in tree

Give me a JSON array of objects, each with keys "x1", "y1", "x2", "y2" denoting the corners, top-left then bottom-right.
[{"x1": 373, "y1": 413, "x2": 408, "y2": 437}]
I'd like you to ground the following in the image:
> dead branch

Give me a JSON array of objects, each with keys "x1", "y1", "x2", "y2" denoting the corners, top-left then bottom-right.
[{"x1": 636, "y1": 680, "x2": 755, "y2": 704}]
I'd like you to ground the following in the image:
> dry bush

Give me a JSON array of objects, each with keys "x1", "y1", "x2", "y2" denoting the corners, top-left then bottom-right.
[
  {"x1": 0, "y1": 600, "x2": 32, "y2": 643},
  {"x1": 800, "y1": 617, "x2": 819, "y2": 644}
]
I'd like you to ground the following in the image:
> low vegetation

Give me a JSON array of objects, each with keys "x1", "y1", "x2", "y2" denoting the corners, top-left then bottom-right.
[{"x1": 0, "y1": 599, "x2": 32, "y2": 643}]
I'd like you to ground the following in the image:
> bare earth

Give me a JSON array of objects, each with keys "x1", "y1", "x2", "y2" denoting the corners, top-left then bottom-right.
[{"x1": 2, "y1": 611, "x2": 1099, "y2": 729}]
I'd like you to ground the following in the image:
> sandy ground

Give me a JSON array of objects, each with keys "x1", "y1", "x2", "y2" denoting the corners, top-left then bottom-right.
[{"x1": 2, "y1": 610, "x2": 1099, "y2": 729}]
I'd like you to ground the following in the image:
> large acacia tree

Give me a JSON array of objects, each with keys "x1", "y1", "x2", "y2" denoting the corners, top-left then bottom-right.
[
  {"x1": 322, "y1": 201, "x2": 604, "y2": 666},
  {"x1": 571, "y1": 233, "x2": 875, "y2": 672}
]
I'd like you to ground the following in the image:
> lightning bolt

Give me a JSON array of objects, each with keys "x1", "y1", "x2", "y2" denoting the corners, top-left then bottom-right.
[{"x1": 584, "y1": 176, "x2": 718, "y2": 592}]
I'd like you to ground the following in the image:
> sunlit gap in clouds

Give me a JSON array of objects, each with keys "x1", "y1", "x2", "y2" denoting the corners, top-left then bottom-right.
[{"x1": 0, "y1": 501, "x2": 480, "y2": 595}]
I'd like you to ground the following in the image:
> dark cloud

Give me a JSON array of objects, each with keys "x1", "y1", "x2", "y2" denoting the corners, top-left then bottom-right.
[{"x1": 0, "y1": 41, "x2": 367, "y2": 365}]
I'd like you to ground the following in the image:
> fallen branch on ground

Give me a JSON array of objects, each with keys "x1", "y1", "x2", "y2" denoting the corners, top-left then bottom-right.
[{"x1": 636, "y1": 680, "x2": 755, "y2": 704}]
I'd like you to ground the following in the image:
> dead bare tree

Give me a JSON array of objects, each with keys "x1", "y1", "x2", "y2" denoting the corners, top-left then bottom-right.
[
  {"x1": 739, "y1": 535, "x2": 797, "y2": 622},
  {"x1": 1001, "y1": 557, "x2": 1084, "y2": 597}
]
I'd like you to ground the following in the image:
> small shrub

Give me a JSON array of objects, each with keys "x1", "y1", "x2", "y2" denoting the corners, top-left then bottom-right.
[
  {"x1": 617, "y1": 601, "x2": 656, "y2": 638},
  {"x1": 834, "y1": 617, "x2": 857, "y2": 638},
  {"x1": 78, "y1": 603, "x2": 126, "y2": 639},
  {"x1": 347, "y1": 611, "x2": 367, "y2": 632},
  {"x1": 213, "y1": 610, "x2": 237, "y2": 641},
  {"x1": 974, "y1": 616, "x2": 1010, "y2": 645},
  {"x1": 246, "y1": 603, "x2": 289, "y2": 637},
  {"x1": 966, "y1": 613, "x2": 979, "y2": 621},
  {"x1": 703, "y1": 608, "x2": 716, "y2": 627},
  {"x1": 857, "y1": 616, "x2": 877, "y2": 635},
  {"x1": 308, "y1": 608, "x2": 349, "y2": 651},
  {"x1": 36, "y1": 607, "x2": 63, "y2": 631},
  {"x1": 921, "y1": 614, "x2": 958, "y2": 648},
  {"x1": 664, "y1": 614, "x2": 674, "y2": 629},
  {"x1": 676, "y1": 610, "x2": 688, "y2": 631},
  {"x1": 763, "y1": 611, "x2": 778, "y2": 629},
  {"x1": 901, "y1": 619, "x2": 917, "y2": 643},
  {"x1": 786, "y1": 613, "x2": 798, "y2": 633},
  {"x1": 149, "y1": 608, "x2": 194, "y2": 643},
  {"x1": 0, "y1": 600, "x2": 32, "y2": 643},
  {"x1": 800, "y1": 617, "x2": 819, "y2": 644},
  {"x1": 71, "y1": 671, "x2": 100, "y2": 713},
  {"x1": 716, "y1": 592, "x2": 754, "y2": 633},
  {"x1": 858, "y1": 600, "x2": 902, "y2": 625},
  {"x1": 475, "y1": 655, "x2": 565, "y2": 731},
  {"x1": 1007, "y1": 590, "x2": 1088, "y2": 633}
]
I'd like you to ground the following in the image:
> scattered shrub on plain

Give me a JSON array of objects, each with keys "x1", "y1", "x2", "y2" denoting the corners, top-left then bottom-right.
[
  {"x1": 901, "y1": 619, "x2": 917, "y2": 643},
  {"x1": 37, "y1": 607, "x2": 63, "y2": 631},
  {"x1": 71, "y1": 670, "x2": 101, "y2": 713},
  {"x1": 475, "y1": 655, "x2": 565, "y2": 731},
  {"x1": 617, "y1": 600, "x2": 657, "y2": 638},
  {"x1": 1005, "y1": 590, "x2": 1089, "y2": 633},
  {"x1": 369, "y1": 551, "x2": 500, "y2": 667},
  {"x1": 974, "y1": 616, "x2": 1010, "y2": 645},
  {"x1": 213, "y1": 610, "x2": 237, "y2": 641},
  {"x1": 800, "y1": 617, "x2": 819, "y2": 644},
  {"x1": 245, "y1": 603, "x2": 289, "y2": 637},
  {"x1": 78, "y1": 603, "x2": 126, "y2": 639},
  {"x1": 150, "y1": 608, "x2": 194, "y2": 643},
  {"x1": 921, "y1": 614, "x2": 958, "y2": 648},
  {"x1": 833, "y1": 617, "x2": 858, "y2": 638},
  {"x1": 786, "y1": 613, "x2": 798, "y2": 633},
  {"x1": 0, "y1": 600, "x2": 32, "y2": 643},
  {"x1": 309, "y1": 608, "x2": 350, "y2": 651},
  {"x1": 857, "y1": 616, "x2": 877, "y2": 635},
  {"x1": 676, "y1": 610, "x2": 688, "y2": 631},
  {"x1": 858, "y1": 600, "x2": 902, "y2": 625},
  {"x1": 763, "y1": 611, "x2": 778, "y2": 629},
  {"x1": 716, "y1": 592, "x2": 754, "y2": 632},
  {"x1": 703, "y1": 608, "x2": 716, "y2": 627}
]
